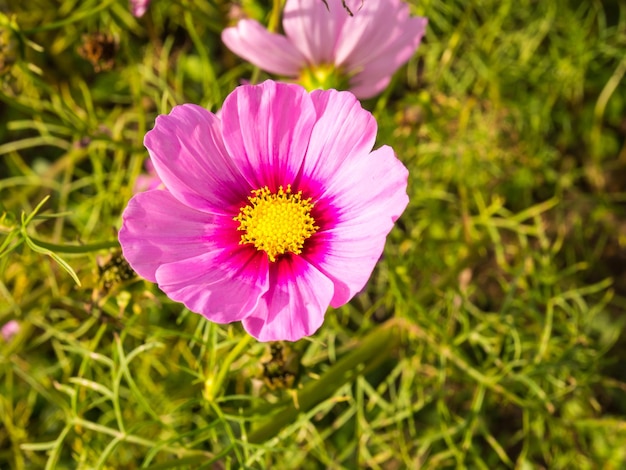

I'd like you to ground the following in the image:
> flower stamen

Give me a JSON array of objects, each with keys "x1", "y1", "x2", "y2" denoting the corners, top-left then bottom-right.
[{"x1": 234, "y1": 185, "x2": 318, "y2": 262}]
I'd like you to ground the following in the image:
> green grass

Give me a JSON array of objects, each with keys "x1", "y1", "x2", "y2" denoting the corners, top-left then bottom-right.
[{"x1": 1, "y1": 0, "x2": 626, "y2": 468}]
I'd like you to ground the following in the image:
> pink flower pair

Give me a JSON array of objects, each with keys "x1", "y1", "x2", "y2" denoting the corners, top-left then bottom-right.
[
  {"x1": 120, "y1": 81, "x2": 408, "y2": 342},
  {"x1": 123, "y1": 0, "x2": 423, "y2": 341}
]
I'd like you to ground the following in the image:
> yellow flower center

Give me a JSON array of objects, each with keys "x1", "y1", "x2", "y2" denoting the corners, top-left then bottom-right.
[
  {"x1": 299, "y1": 63, "x2": 350, "y2": 93},
  {"x1": 234, "y1": 185, "x2": 318, "y2": 262}
]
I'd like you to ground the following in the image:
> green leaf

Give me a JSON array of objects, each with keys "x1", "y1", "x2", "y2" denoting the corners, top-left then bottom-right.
[{"x1": 23, "y1": 235, "x2": 81, "y2": 286}]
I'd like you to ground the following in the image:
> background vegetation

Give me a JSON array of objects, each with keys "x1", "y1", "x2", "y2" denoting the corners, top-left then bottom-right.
[{"x1": 1, "y1": 0, "x2": 626, "y2": 468}]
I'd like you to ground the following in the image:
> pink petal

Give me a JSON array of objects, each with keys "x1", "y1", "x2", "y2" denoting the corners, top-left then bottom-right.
[
  {"x1": 306, "y1": 145, "x2": 409, "y2": 306},
  {"x1": 155, "y1": 249, "x2": 269, "y2": 324},
  {"x1": 334, "y1": 0, "x2": 405, "y2": 66},
  {"x1": 349, "y1": 17, "x2": 428, "y2": 98},
  {"x1": 222, "y1": 20, "x2": 306, "y2": 76},
  {"x1": 335, "y1": 6, "x2": 387, "y2": 65},
  {"x1": 119, "y1": 189, "x2": 230, "y2": 282},
  {"x1": 242, "y1": 255, "x2": 334, "y2": 341},
  {"x1": 296, "y1": 88, "x2": 377, "y2": 198},
  {"x1": 1, "y1": 320, "x2": 19, "y2": 341},
  {"x1": 282, "y1": 0, "x2": 350, "y2": 65},
  {"x1": 347, "y1": 76, "x2": 394, "y2": 101},
  {"x1": 133, "y1": 174, "x2": 160, "y2": 193},
  {"x1": 130, "y1": 0, "x2": 150, "y2": 17},
  {"x1": 331, "y1": 0, "x2": 427, "y2": 99},
  {"x1": 144, "y1": 104, "x2": 248, "y2": 215},
  {"x1": 220, "y1": 81, "x2": 316, "y2": 190}
]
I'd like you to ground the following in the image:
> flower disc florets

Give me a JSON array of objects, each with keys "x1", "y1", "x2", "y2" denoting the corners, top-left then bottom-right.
[
  {"x1": 299, "y1": 64, "x2": 350, "y2": 94},
  {"x1": 235, "y1": 185, "x2": 318, "y2": 262}
]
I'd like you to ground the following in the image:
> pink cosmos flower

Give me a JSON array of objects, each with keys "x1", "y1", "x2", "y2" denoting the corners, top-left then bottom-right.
[
  {"x1": 222, "y1": 0, "x2": 427, "y2": 99},
  {"x1": 130, "y1": 0, "x2": 151, "y2": 17},
  {"x1": 119, "y1": 80, "x2": 408, "y2": 341},
  {"x1": 1, "y1": 320, "x2": 19, "y2": 341}
]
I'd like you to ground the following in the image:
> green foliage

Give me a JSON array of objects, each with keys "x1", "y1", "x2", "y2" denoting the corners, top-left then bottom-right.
[{"x1": 1, "y1": 0, "x2": 626, "y2": 468}]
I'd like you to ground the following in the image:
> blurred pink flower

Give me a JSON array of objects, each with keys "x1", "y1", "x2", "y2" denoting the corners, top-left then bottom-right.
[
  {"x1": 133, "y1": 159, "x2": 163, "y2": 193},
  {"x1": 130, "y1": 0, "x2": 151, "y2": 17},
  {"x1": 1, "y1": 320, "x2": 19, "y2": 341},
  {"x1": 222, "y1": 0, "x2": 427, "y2": 99},
  {"x1": 119, "y1": 80, "x2": 408, "y2": 341}
]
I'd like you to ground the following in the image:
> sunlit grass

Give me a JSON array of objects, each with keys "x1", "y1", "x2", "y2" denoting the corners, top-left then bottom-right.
[{"x1": 1, "y1": 0, "x2": 626, "y2": 468}]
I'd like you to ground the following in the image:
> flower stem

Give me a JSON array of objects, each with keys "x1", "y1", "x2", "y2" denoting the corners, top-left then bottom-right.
[
  {"x1": 268, "y1": 0, "x2": 286, "y2": 33},
  {"x1": 204, "y1": 333, "x2": 255, "y2": 402}
]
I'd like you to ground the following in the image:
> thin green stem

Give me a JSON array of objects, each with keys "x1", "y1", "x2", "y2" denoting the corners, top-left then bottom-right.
[
  {"x1": 268, "y1": 0, "x2": 286, "y2": 32},
  {"x1": 27, "y1": 237, "x2": 120, "y2": 253},
  {"x1": 205, "y1": 334, "x2": 255, "y2": 401}
]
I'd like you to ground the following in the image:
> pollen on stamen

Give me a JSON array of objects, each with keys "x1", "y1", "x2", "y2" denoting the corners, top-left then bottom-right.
[{"x1": 234, "y1": 185, "x2": 318, "y2": 262}]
